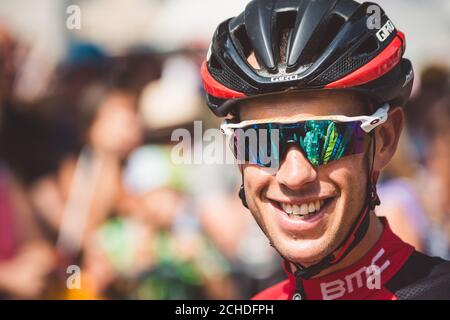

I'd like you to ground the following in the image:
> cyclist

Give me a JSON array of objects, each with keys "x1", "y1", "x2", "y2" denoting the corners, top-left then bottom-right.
[{"x1": 201, "y1": 0, "x2": 450, "y2": 300}]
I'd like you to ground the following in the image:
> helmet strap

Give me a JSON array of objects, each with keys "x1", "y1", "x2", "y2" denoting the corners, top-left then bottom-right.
[
  {"x1": 238, "y1": 164, "x2": 249, "y2": 208},
  {"x1": 239, "y1": 183, "x2": 249, "y2": 208}
]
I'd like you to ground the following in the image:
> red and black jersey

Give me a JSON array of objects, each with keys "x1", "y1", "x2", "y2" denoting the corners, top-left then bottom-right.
[{"x1": 253, "y1": 220, "x2": 450, "y2": 300}]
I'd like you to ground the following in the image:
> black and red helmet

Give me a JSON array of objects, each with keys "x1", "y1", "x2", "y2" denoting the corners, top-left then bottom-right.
[{"x1": 201, "y1": 0, "x2": 414, "y2": 117}]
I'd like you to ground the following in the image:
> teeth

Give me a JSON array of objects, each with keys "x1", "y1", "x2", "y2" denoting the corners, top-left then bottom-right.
[
  {"x1": 315, "y1": 200, "x2": 320, "y2": 211},
  {"x1": 286, "y1": 204, "x2": 293, "y2": 214},
  {"x1": 300, "y1": 204, "x2": 308, "y2": 215},
  {"x1": 280, "y1": 199, "x2": 327, "y2": 217},
  {"x1": 280, "y1": 203, "x2": 292, "y2": 214}
]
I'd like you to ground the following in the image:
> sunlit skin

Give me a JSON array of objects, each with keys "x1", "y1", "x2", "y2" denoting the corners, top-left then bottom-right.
[
  {"x1": 89, "y1": 91, "x2": 143, "y2": 158},
  {"x1": 238, "y1": 91, "x2": 403, "y2": 276}
]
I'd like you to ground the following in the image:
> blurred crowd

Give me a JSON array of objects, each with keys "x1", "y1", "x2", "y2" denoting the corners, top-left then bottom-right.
[
  {"x1": 0, "y1": 4, "x2": 449, "y2": 300},
  {"x1": 377, "y1": 65, "x2": 450, "y2": 259},
  {"x1": 0, "y1": 22, "x2": 284, "y2": 300}
]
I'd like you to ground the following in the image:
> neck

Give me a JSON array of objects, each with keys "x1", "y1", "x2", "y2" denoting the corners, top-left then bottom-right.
[{"x1": 291, "y1": 212, "x2": 384, "y2": 278}]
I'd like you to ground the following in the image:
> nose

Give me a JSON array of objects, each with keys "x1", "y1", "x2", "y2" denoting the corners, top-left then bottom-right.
[{"x1": 276, "y1": 145, "x2": 318, "y2": 190}]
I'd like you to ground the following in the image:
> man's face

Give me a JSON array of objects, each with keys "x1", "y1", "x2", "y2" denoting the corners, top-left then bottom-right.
[{"x1": 239, "y1": 91, "x2": 371, "y2": 266}]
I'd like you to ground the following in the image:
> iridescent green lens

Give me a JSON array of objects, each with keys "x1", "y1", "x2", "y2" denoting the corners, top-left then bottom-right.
[{"x1": 232, "y1": 120, "x2": 367, "y2": 169}]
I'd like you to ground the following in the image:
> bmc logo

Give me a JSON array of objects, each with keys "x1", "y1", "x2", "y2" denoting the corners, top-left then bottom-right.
[
  {"x1": 320, "y1": 248, "x2": 391, "y2": 300},
  {"x1": 270, "y1": 74, "x2": 300, "y2": 82},
  {"x1": 376, "y1": 20, "x2": 395, "y2": 42}
]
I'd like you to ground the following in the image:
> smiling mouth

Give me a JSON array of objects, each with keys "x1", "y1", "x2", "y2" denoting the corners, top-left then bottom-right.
[{"x1": 271, "y1": 198, "x2": 334, "y2": 221}]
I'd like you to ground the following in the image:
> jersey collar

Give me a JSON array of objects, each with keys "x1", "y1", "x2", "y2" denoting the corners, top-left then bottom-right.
[{"x1": 284, "y1": 218, "x2": 414, "y2": 300}]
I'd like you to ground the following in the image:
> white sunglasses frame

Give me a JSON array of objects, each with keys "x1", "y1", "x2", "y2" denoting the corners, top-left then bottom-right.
[{"x1": 220, "y1": 103, "x2": 390, "y2": 136}]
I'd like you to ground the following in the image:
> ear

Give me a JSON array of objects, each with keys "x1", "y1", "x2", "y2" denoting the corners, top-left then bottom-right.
[{"x1": 373, "y1": 106, "x2": 404, "y2": 172}]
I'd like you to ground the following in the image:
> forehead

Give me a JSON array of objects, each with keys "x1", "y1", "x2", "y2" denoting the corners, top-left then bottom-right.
[{"x1": 238, "y1": 91, "x2": 368, "y2": 122}]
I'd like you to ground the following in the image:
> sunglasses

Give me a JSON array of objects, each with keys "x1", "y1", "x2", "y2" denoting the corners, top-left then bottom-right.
[{"x1": 221, "y1": 104, "x2": 389, "y2": 170}]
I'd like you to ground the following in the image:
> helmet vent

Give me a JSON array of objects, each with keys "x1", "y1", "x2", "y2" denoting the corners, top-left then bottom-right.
[
  {"x1": 233, "y1": 24, "x2": 253, "y2": 59},
  {"x1": 246, "y1": 52, "x2": 261, "y2": 70},
  {"x1": 232, "y1": 24, "x2": 263, "y2": 71},
  {"x1": 300, "y1": 13, "x2": 346, "y2": 67},
  {"x1": 275, "y1": 10, "x2": 297, "y2": 65},
  {"x1": 354, "y1": 36, "x2": 379, "y2": 56}
]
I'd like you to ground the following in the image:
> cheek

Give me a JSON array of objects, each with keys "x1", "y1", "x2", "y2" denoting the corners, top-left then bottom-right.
[
  {"x1": 242, "y1": 165, "x2": 274, "y2": 211},
  {"x1": 326, "y1": 154, "x2": 368, "y2": 207},
  {"x1": 243, "y1": 165, "x2": 272, "y2": 194}
]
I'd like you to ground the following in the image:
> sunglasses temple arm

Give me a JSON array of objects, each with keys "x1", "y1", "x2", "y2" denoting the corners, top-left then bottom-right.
[{"x1": 359, "y1": 103, "x2": 390, "y2": 133}]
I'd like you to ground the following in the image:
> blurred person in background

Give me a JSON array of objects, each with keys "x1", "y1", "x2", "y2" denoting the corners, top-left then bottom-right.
[
  {"x1": 404, "y1": 65, "x2": 450, "y2": 152},
  {"x1": 0, "y1": 25, "x2": 56, "y2": 299},
  {"x1": 2, "y1": 73, "x2": 143, "y2": 299},
  {"x1": 377, "y1": 66, "x2": 450, "y2": 258},
  {"x1": 420, "y1": 91, "x2": 450, "y2": 259},
  {"x1": 26, "y1": 82, "x2": 143, "y2": 298},
  {"x1": 81, "y1": 145, "x2": 234, "y2": 299},
  {"x1": 376, "y1": 131, "x2": 429, "y2": 251},
  {"x1": 0, "y1": 149, "x2": 55, "y2": 299},
  {"x1": 27, "y1": 83, "x2": 142, "y2": 236}
]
